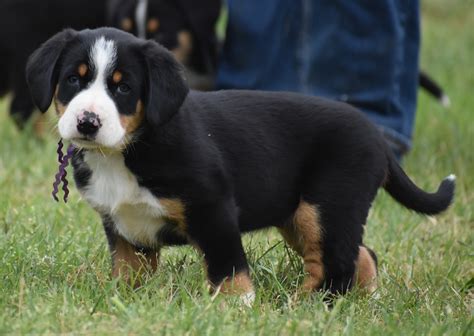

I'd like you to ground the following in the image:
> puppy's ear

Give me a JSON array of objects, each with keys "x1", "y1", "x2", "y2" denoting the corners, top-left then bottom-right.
[
  {"x1": 26, "y1": 29, "x2": 77, "y2": 112},
  {"x1": 141, "y1": 40, "x2": 189, "y2": 127}
]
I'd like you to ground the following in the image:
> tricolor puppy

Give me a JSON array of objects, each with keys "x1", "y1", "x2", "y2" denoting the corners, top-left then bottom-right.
[{"x1": 26, "y1": 28, "x2": 455, "y2": 301}]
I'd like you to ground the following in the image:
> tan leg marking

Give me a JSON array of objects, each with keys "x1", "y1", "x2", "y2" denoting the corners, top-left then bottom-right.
[
  {"x1": 120, "y1": 100, "x2": 145, "y2": 135},
  {"x1": 147, "y1": 18, "x2": 160, "y2": 33},
  {"x1": 112, "y1": 236, "x2": 159, "y2": 284},
  {"x1": 121, "y1": 18, "x2": 133, "y2": 32},
  {"x1": 159, "y1": 198, "x2": 187, "y2": 233},
  {"x1": 278, "y1": 201, "x2": 324, "y2": 292},
  {"x1": 172, "y1": 30, "x2": 193, "y2": 63},
  {"x1": 354, "y1": 246, "x2": 377, "y2": 293},
  {"x1": 217, "y1": 271, "x2": 254, "y2": 296}
]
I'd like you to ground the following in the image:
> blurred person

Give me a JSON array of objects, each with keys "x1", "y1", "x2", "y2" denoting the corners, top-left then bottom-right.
[{"x1": 217, "y1": 0, "x2": 420, "y2": 158}]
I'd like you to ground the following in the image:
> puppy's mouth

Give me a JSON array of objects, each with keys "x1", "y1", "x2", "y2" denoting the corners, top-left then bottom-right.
[
  {"x1": 70, "y1": 137, "x2": 127, "y2": 152},
  {"x1": 71, "y1": 137, "x2": 102, "y2": 149}
]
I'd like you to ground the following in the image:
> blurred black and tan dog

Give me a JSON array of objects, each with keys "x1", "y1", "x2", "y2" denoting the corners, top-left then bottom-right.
[
  {"x1": 0, "y1": 0, "x2": 107, "y2": 129},
  {"x1": 0, "y1": 0, "x2": 219, "y2": 131},
  {"x1": 26, "y1": 28, "x2": 455, "y2": 302},
  {"x1": 107, "y1": 0, "x2": 221, "y2": 90},
  {"x1": 0, "y1": 0, "x2": 448, "y2": 132}
]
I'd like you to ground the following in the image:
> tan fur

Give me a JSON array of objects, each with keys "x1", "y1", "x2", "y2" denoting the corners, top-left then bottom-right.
[
  {"x1": 278, "y1": 201, "x2": 324, "y2": 292},
  {"x1": 355, "y1": 246, "x2": 377, "y2": 293},
  {"x1": 218, "y1": 271, "x2": 254, "y2": 295},
  {"x1": 78, "y1": 63, "x2": 88, "y2": 77},
  {"x1": 159, "y1": 198, "x2": 187, "y2": 232},
  {"x1": 53, "y1": 85, "x2": 66, "y2": 117},
  {"x1": 147, "y1": 18, "x2": 160, "y2": 33},
  {"x1": 171, "y1": 30, "x2": 193, "y2": 63},
  {"x1": 54, "y1": 100, "x2": 66, "y2": 117},
  {"x1": 112, "y1": 71, "x2": 123, "y2": 84},
  {"x1": 121, "y1": 18, "x2": 133, "y2": 32},
  {"x1": 33, "y1": 113, "x2": 47, "y2": 138},
  {"x1": 112, "y1": 235, "x2": 159, "y2": 283},
  {"x1": 120, "y1": 100, "x2": 145, "y2": 134}
]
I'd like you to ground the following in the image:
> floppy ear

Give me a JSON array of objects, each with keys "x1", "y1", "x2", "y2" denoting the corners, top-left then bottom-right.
[
  {"x1": 142, "y1": 40, "x2": 189, "y2": 127},
  {"x1": 26, "y1": 29, "x2": 77, "y2": 112}
]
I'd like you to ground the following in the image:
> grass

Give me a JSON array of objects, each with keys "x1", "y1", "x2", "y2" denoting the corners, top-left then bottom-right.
[{"x1": 0, "y1": 1, "x2": 473, "y2": 334}]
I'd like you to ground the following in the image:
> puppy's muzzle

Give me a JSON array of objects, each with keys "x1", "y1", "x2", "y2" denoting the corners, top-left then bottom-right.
[{"x1": 77, "y1": 111, "x2": 102, "y2": 137}]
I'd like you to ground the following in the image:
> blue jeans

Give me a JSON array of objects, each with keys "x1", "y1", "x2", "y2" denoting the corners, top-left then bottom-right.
[{"x1": 217, "y1": 0, "x2": 420, "y2": 155}]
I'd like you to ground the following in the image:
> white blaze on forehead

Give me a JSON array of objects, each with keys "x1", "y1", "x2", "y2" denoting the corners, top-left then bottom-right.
[
  {"x1": 58, "y1": 36, "x2": 126, "y2": 149},
  {"x1": 89, "y1": 36, "x2": 117, "y2": 84}
]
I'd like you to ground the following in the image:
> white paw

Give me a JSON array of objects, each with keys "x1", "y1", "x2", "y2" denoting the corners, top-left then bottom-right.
[{"x1": 240, "y1": 291, "x2": 255, "y2": 307}]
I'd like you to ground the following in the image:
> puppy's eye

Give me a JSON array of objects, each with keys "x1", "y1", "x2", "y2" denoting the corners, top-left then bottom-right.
[
  {"x1": 67, "y1": 75, "x2": 80, "y2": 85},
  {"x1": 117, "y1": 83, "x2": 131, "y2": 94}
]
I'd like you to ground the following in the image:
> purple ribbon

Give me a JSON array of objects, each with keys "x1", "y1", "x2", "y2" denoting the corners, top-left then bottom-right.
[{"x1": 52, "y1": 139, "x2": 75, "y2": 203}]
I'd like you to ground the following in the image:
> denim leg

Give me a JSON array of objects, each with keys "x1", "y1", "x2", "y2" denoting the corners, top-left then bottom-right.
[
  {"x1": 217, "y1": 0, "x2": 420, "y2": 154},
  {"x1": 217, "y1": 0, "x2": 302, "y2": 90}
]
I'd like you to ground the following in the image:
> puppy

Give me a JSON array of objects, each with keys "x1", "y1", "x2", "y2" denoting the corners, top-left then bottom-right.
[
  {"x1": 0, "y1": 0, "x2": 108, "y2": 129},
  {"x1": 26, "y1": 28, "x2": 455, "y2": 301},
  {"x1": 107, "y1": 0, "x2": 221, "y2": 90},
  {"x1": 419, "y1": 70, "x2": 451, "y2": 108}
]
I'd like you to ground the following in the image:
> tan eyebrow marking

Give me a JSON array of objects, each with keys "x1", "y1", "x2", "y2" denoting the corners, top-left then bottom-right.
[
  {"x1": 78, "y1": 63, "x2": 88, "y2": 77},
  {"x1": 112, "y1": 71, "x2": 123, "y2": 84}
]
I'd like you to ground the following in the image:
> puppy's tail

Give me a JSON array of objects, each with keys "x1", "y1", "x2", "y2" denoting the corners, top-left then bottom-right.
[
  {"x1": 383, "y1": 152, "x2": 455, "y2": 215},
  {"x1": 419, "y1": 71, "x2": 451, "y2": 108}
]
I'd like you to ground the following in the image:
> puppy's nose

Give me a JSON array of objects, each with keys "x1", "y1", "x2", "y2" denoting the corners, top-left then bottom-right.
[{"x1": 77, "y1": 111, "x2": 101, "y2": 136}]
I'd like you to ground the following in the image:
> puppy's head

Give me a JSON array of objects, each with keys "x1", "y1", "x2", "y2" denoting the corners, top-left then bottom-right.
[{"x1": 26, "y1": 28, "x2": 189, "y2": 150}]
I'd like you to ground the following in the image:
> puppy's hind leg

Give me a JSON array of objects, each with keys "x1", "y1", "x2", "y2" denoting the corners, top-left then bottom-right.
[
  {"x1": 354, "y1": 245, "x2": 378, "y2": 293},
  {"x1": 278, "y1": 201, "x2": 325, "y2": 293},
  {"x1": 303, "y1": 169, "x2": 379, "y2": 295}
]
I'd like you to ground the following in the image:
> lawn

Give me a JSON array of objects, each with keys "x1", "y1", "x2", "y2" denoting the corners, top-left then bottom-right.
[{"x1": 0, "y1": 1, "x2": 472, "y2": 334}]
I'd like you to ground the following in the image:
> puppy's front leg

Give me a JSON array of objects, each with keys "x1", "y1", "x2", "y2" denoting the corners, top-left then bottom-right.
[
  {"x1": 187, "y1": 200, "x2": 254, "y2": 305},
  {"x1": 101, "y1": 215, "x2": 159, "y2": 285}
]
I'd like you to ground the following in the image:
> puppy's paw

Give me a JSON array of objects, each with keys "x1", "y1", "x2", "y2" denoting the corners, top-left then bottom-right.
[{"x1": 240, "y1": 290, "x2": 256, "y2": 307}]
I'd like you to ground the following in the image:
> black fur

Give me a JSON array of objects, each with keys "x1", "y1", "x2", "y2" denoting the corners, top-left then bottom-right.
[
  {"x1": 0, "y1": 0, "x2": 107, "y2": 127},
  {"x1": 141, "y1": 40, "x2": 190, "y2": 126},
  {"x1": 107, "y1": 0, "x2": 220, "y2": 83},
  {"x1": 26, "y1": 28, "x2": 455, "y2": 295},
  {"x1": 26, "y1": 30, "x2": 78, "y2": 112}
]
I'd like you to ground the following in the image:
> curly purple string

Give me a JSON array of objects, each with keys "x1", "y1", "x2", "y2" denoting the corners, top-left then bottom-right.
[
  {"x1": 56, "y1": 138, "x2": 64, "y2": 164},
  {"x1": 52, "y1": 139, "x2": 75, "y2": 203}
]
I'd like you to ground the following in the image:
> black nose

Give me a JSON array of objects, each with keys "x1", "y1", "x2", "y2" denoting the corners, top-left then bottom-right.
[{"x1": 77, "y1": 111, "x2": 101, "y2": 136}]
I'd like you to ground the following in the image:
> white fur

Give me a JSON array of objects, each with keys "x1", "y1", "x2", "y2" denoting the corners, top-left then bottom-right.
[
  {"x1": 240, "y1": 291, "x2": 255, "y2": 307},
  {"x1": 441, "y1": 94, "x2": 451, "y2": 108},
  {"x1": 446, "y1": 174, "x2": 456, "y2": 182},
  {"x1": 82, "y1": 151, "x2": 167, "y2": 247},
  {"x1": 135, "y1": 0, "x2": 149, "y2": 39},
  {"x1": 58, "y1": 37, "x2": 126, "y2": 149}
]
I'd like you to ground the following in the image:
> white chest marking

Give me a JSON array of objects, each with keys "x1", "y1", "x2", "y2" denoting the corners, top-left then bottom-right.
[{"x1": 82, "y1": 151, "x2": 166, "y2": 247}]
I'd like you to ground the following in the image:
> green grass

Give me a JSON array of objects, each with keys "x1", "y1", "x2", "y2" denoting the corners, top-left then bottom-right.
[{"x1": 0, "y1": 1, "x2": 473, "y2": 334}]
